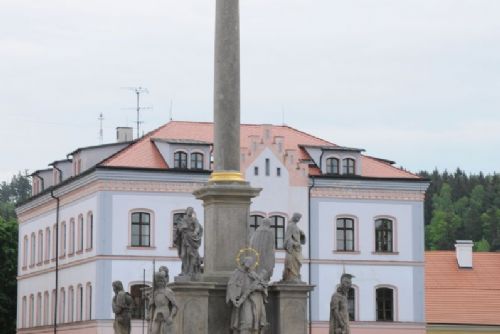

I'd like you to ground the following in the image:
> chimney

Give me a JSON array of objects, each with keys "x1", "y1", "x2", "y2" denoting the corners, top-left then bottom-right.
[
  {"x1": 116, "y1": 127, "x2": 133, "y2": 142},
  {"x1": 455, "y1": 240, "x2": 473, "y2": 268}
]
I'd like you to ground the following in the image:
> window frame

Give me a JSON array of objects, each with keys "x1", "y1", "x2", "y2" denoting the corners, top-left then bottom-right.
[
  {"x1": 69, "y1": 219, "x2": 75, "y2": 255},
  {"x1": 336, "y1": 217, "x2": 355, "y2": 252},
  {"x1": 77, "y1": 214, "x2": 84, "y2": 252},
  {"x1": 173, "y1": 151, "x2": 188, "y2": 169},
  {"x1": 129, "y1": 209, "x2": 155, "y2": 248},
  {"x1": 269, "y1": 214, "x2": 287, "y2": 250},
  {"x1": 86, "y1": 212, "x2": 94, "y2": 250},
  {"x1": 190, "y1": 152, "x2": 204, "y2": 170},
  {"x1": 374, "y1": 217, "x2": 396, "y2": 253},
  {"x1": 249, "y1": 214, "x2": 265, "y2": 233},
  {"x1": 375, "y1": 286, "x2": 396, "y2": 322},
  {"x1": 342, "y1": 158, "x2": 356, "y2": 175},
  {"x1": 325, "y1": 157, "x2": 340, "y2": 175}
]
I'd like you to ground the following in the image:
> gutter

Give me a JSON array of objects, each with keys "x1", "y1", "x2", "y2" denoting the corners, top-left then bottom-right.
[{"x1": 50, "y1": 190, "x2": 60, "y2": 334}]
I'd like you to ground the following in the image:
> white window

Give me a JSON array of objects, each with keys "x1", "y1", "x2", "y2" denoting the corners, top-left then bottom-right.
[
  {"x1": 69, "y1": 219, "x2": 75, "y2": 255},
  {"x1": 130, "y1": 211, "x2": 153, "y2": 247},
  {"x1": 36, "y1": 292, "x2": 42, "y2": 326},
  {"x1": 76, "y1": 284, "x2": 83, "y2": 321},
  {"x1": 78, "y1": 215, "x2": 84, "y2": 252},
  {"x1": 21, "y1": 296, "x2": 27, "y2": 328},
  {"x1": 68, "y1": 286, "x2": 74, "y2": 322},
  {"x1": 52, "y1": 225, "x2": 57, "y2": 260},
  {"x1": 43, "y1": 291, "x2": 49, "y2": 325},
  {"x1": 60, "y1": 222, "x2": 67, "y2": 256},
  {"x1": 86, "y1": 283, "x2": 92, "y2": 320},
  {"x1": 59, "y1": 288, "x2": 65, "y2": 323},
  {"x1": 38, "y1": 230, "x2": 43, "y2": 264},
  {"x1": 30, "y1": 233, "x2": 36, "y2": 266},
  {"x1": 29, "y1": 294, "x2": 34, "y2": 327},
  {"x1": 45, "y1": 228, "x2": 51, "y2": 261},
  {"x1": 23, "y1": 235, "x2": 28, "y2": 268},
  {"x1": 86, "y1": 212, "x2": 93, "y2": 250}
]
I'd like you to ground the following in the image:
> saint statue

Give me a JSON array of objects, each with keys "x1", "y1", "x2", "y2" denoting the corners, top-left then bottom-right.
[
  {"x1": 174, "y1": 207, "x2": 203, "y2": 280},
  {"x1": 281, "y1": 213, "x2": 306, "y2": 283},
  {"x1": 249, "y1": 217, "x2": 275, "y2": 282},
  {"x1": 147, "y1": 269, "x2": 178, "y2": 334},
  {"x1": 329, "y1": 273, "x2": 354, "y2": 334},
  {"x1": 112, "y1": 280, "x2": 133, "y2": 334},
  {"x1": 226, "y1": 255, "x2": 268, "y2": 334}
]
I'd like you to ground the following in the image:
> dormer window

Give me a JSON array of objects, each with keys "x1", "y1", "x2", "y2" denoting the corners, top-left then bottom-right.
[
  {"x1": 190, "y1": 153, "x2": 204, "y2": 170},
  {"x1": 343, "y1": 158, "x2": 356, "y2": 175},
  {"x1": 174, "y1": 151, "x2": 188, "y2": 169},
  {"x1": 326, "y1": 158, "x2": 340, "y2": 175}
]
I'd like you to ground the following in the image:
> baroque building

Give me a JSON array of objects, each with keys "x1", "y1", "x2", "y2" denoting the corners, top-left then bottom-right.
[{"x1": 17, "y1": 121, "x2": 428, "y2": 334}]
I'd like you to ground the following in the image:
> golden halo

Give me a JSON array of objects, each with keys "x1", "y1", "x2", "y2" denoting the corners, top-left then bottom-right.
[{"x1": 235, "y1": 247, "x2": 260, "y2": 270}]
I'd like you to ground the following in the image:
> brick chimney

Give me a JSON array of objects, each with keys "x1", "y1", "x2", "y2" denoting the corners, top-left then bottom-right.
[{"x1": 455, "y1": 240, "x2": 473, "y2": 268}]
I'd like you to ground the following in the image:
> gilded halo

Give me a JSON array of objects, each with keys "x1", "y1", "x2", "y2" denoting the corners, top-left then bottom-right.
[{"x1": 235, "y1": 247, "x2": 260, "y2": 270}]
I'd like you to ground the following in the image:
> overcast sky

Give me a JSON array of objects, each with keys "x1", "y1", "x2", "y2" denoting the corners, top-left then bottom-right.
[{"x1": 1, "y1": 0, "x2": 499, "y2": 183}]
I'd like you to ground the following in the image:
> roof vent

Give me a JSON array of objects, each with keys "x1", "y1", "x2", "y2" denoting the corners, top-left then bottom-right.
[
  {"x1": 116, "y1": 127, "x2": 133, "y2": 143},
  {"x1": 455, "y1": 240, "x2": 473, "y2": 269}
]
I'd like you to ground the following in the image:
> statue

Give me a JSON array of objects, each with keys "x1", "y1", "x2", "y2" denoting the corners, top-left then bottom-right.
[
  {"x1": 226, "y1": 255, "x2": 268, "y2": 334},
  {"x1": 147, "y1": 269, "x2": 178, "y2": 334},
  {"x1": 174, "y1": 207, "x2": 203, "y2": 281},
  {"x1": 249, "y1": 217, "x2": 275, "y2": 282},
  {"x1": 329, "y1": 273, "x2": 354, "y2": 334},
  {"x1": 281, "y1": 213, "x2": 306, "y2": 283},
  {"x1": 112, "y1": 280, "x2": 133, "y2": 334}
]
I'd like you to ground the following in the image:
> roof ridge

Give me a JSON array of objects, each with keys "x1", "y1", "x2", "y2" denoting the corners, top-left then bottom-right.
[
  {"x1": 363, "y1": 155, "x2": 421, "y2": 179},
  {"x1": 281, "y1": 124, "x2": 336, "y2": 146}
]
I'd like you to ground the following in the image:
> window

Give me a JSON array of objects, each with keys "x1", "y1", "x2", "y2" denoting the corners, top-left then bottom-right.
[
  {"x1": 30, "y1": 233, "x2": 36, "y2": 266},
  {"x1": 376, "y1": 288, "x2": 394, "y2": 321},
  {"x1": 43, "y1": 291, "x2": 49, "y2": 325},
  {"x1": 29, "y1": 294, "x2": 34, "y2": 327},
  {"x1": 23, "y1": 235, "x2": 28, "y2": 268},
  {"x1": 51, "y1": 290, "x2": 56, "y2": 325},
  {"x1": 277, "y1": 167, "x2": 281, "y2": 177},
  {"x1": 87, "y1": 212, "x2": 94, "y2": 250},
  {"x1": 348, "y1": 288, "x2": 355, "y2": 321},
  {"x1": 173, "y1": 151, "x2": 188, "y2": 169},
  {"x1": 131, "y1": 212, "x2": 151, "y2": 247},
  {"x1": 130, "y1": 284, "x2": 149, "y2": 319},
  {"x1": 38, "y1": 230, "x2": 43, "y2": 264},
  {"x1": 59, "y1": 288, "x2": 65, "y2": 323},
  {"x1": 45, "y1": 228, "x2": 51, "y2": 261},
  {"x1": 52, "y1": 225, "x2": 57, "y2": 260},
  {"x1": 22, "y1": 296, "x2": 27, "y2": 328},
  {"x1": 375, "y1": 218, "x2": 393, "y2": 252},
  {"x1": 342, "y1": 158, "x2": 355, "y2": 175},
  {"x1": 269, "y1": 215, "x2": 286, "y2": 249},
  {"x1": 76, "y1": 285, "x2": 83, "y2": 321},
  {"x1": 254, "y1": 166, "x2": 259, "y2": 176},
  {"x1": 60, "y1": 222, "x2": 66, "y2": 256},
  {"x1": 86, "y1": 283, "x2": 92, "y2": 320},
  {"x1": 36, "y1": 293, "x2": 42, "y2": 326},
  {"x1": 191, "y1": 152, "x2": 204, "y2": 169},
  {"x1": 172, "y1": 212, "x2": 185, "y2": 247},
  {"x1": 249, "y1": 214, "x2": 265, "y2": 232},
  {"x1": 326, "y1": 157, "x2": 340, "y2": 175},
  {"x1": 78, "y1": 215, "x2": 84, "y2": 252},
  {"x1": 69, "y1": 219, "x2": 75, "y2": 255},
  {"x1": 336, "y1": 218, "x2": 355, "y2": 251},
  {"x1": 68, "y1": 287, "x2": 74, "y2": 322},
  {"x1": 265, "y1": 158, "x2": 270, "y2": 176}
]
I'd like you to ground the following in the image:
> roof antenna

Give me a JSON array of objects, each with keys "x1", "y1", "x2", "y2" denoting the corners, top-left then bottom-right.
[
  {"x1": 121, "y1": 86, "x2": 152, "y2": 139},
  {"x1": 169, "y1": 100, "x2": 173, "y2": 121},
  {"x1": 98, "y1": 113, "x2": 104, "y2": 144}
]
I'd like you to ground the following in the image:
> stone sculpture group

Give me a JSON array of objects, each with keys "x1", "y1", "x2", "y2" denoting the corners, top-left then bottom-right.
[
  {"x1": 329, "y1": 273, "x2": 354, "y2": 334},
  {"x1": 174, "y1": 207, "x2": 203, "y2": 281}
]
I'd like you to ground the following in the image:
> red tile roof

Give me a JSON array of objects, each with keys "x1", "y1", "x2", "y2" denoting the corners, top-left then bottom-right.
[
  {"x1": 101, "y1": 121, "x2": 419, "y2": 179},
  {"x1": 426, "y1": 251, "x2": 500, "y2": 326}
]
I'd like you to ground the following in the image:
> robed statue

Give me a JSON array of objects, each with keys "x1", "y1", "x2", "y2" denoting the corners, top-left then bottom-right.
[
  {"x1": 146, "y1": 269, "x2": 178, "y2": 334},
  {"x1": 249, "y1": 217, "x2": 275, "y2": 282},
  {"x1": 174, "y1": 207, "x2": 203, "y2": 280},
  {"x1": 281, "y1": 213, "x2": 306, "y2": 283},
  {"x1": 329, "y1": 273, "x2": 354, "y2": 334},
  {"x1": 112, "y1": 280, "x2": 134, "y2": 334},
  {"x1": 227, "y1": 255, "x2": 268, "y2": 334}
]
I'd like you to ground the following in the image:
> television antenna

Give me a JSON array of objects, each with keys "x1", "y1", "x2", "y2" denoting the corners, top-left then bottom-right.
[
  {"x1": 98, "y1": 113, "x2": 104, "y2": 144},
  {"x1": 121, "y1": 87, "x2": 151, "y2": 138}
]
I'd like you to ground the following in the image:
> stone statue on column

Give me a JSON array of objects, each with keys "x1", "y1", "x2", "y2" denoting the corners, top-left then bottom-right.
[
  {"x1": 227, "y1": 255, "x2": 269, "y2": 333},
  {"x1": 281, "y1": 213, "x2": 306, "y2": 283},
  {"x1": 249, "y1": 217, "x2": 275, "y2": 282},
  {"x1": 329, "y1": 273, "x2": 354, "y2": 334},
  {"x1": 147, "y1": 269, "x2": 178, "y2": 334},
  {"x1": 112, "y1": 280, "x2": 133, "y2": 334},
  {"x1": 174, "y1": 207, "x2": 203, "y2": 281}
]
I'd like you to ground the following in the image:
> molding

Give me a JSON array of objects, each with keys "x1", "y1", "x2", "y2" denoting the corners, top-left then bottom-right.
[
  {"x1": 311, "y1": 321, "x2": 426, "y2": 329},
  {"x1": 311, "y1": 187, "x2": 425, "y2": 201},
  {"x1": 309, "y1": 258, "x2": 424, "y2": 267}
]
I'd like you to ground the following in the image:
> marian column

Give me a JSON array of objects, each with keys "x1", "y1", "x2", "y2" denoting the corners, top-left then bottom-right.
[{"x1": 193, "y1": 0, "x2": 261, "y2": 283}]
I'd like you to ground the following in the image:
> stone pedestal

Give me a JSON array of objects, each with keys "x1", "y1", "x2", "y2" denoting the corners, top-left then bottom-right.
[
  {"x1": 266, "y1": 283, "x2": 315, "y2": 334},
  {"x1": 193, "y1": 181, "x2": 261, "y2": 283}
]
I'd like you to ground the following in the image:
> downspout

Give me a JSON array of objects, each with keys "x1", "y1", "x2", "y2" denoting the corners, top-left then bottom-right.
[{"x1": 50, "y1": 190, "x2": 60, "y2": 334}]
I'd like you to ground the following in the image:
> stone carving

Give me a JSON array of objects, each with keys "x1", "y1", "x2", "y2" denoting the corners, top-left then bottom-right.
[
  {"x1": 147, "y1": 268, "x2": 178, "y2": 334},
  {"x1": 112, "y1": 280, "x2": 133, "y2": 334},
  {"x1": 174, "y1": 207, "x2": 203, "y2": 281},
  {"x1": 329, "y1": 273, "x2": 354, "y2": 334},
  {"x1": 281, "y1": 213, "x2": 306, "y2": 283},
  {"x1": 249, "y1": 217, "x2": 275, "y2": 282},
  {"x1": 227, "y1": 255, "x2": 269, "y2": 333}
]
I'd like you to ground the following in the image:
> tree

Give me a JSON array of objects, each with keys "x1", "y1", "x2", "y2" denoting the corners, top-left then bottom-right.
[{"x1": 0, "y1": 216, "x2": 18, "y2": 333}]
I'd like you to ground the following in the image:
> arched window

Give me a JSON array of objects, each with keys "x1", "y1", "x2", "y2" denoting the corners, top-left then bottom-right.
[
  {"x1": 76, "y1": 284, "x2": 83, "y2": 321},
  {"x1": 30, "y1": 233, "x2": 36, "y2": 266},
  {"x1": 45, "y1": 228, "x2": 51, "y2": 261},
  {"x1": 60, "y1": 222, "x2": 67, "y2": 257},
  {"x1": 38, "y1": 230, "x2": 43, "y2": 264},
  {"x1": 86, "y1": 212, "x2": 93, "y2": 250},
  {"x1": 336, "y1": 218, "x2": 355, "y2": 251},
  {"x1": 23, "y1": 235, "x2": 28, "y2": 268},
  {"x1": 77, "y1": 215, "x2": 84, "y2": 252},
  {"x1": 342, "y1": 158, "x2": 355, "y2": 175},
  {"x1": 131, "y1": 212, "x2": 151, "y2": 247},
  {"x1": 59, "y1": 288, "x2": 65, "y2": 324},
  {"x1": 51, "y1": 289, "x2": 56, "y2": 325},
  {"x1": 36, "y1": 292, "x2": 42, "y2": 326},
  {"x1": 348, "y1": 287, "x2": 355, "y2": 321},
  {"x1": 86, "y1": 283, "x2": 92, "y2": 320},
  {"x1": 326, "y1": 157, "x2": 339, "y2": 175},
  {"x1": 69, "y1": 219, "x2": 75, "y2": 255},
  {"x1": 43, "y1": 291, "x2": 49, "y2": 325},
  {"x1": 29, "y1": 294, "x2": 34, "y2": 327},
  {"x1": 130, "y1": 284, "x2": 150, "y2": 319},
  {"x1": 52, "y1": 225, "x2": 57, "y2": 260},
  {"x1": 173, "y1": 151, "x2": 188, "y2": 169},
  {"x1": 21, "y1": 296, "x2": 27, "y2": 328},
  {"x1": 376, "y1": 287, "x2": 394, "y2": 321},
  {"x1": 269, "y1": 215, "x2": 286, "y2": 249},
  {"x1": 172, "y1": 211, "x2": 185, "y2": 247},
  {"x1": 249, "y1": 214, "x2": 264, "y2": 232},
  {"x1": 191, "y1": 152, "x2": 204, "y2": 169},
  {"x1": 68, "y1": 286, "x2": 74, "y2": 322},
  {"x1": 375, "y1": 218, "x2": 393, "y2": 252}
]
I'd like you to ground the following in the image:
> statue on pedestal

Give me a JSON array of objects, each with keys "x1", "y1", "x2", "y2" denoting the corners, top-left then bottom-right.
[
  {"x1": 249, "y1": 217, "x2": 275, "y2": 282},
  {"x1": 112, "y1": 280, "x2": 133, "y2": 334},
  {"x1": 147, "y1": 269, "x2": 178, "y2": 334},
  {"x1": 281, "y1": 213, "x2": 306, "y2": 283},
  {"x1": 174, "y1": 207, "x2": 203, "y2": 281},
  {"x1": 227, "y1": 254, "x2": 268, "y2": 334},
  {"x1": 329, "y1": 273, "x2": 354, "y2": 334}
]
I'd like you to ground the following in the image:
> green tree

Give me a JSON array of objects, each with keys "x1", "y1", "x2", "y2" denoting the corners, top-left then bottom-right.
[
  {"x1": 475, "y1": 238, "x2": 491, "y2": 252},
  {"x1": 0, "y1": 216, "x2": 18, "y2": 333}
]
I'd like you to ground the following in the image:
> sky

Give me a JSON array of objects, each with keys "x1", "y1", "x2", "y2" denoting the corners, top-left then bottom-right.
[{"x1": 1, "y1": 0, "x2": 500, "y2": 183}]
